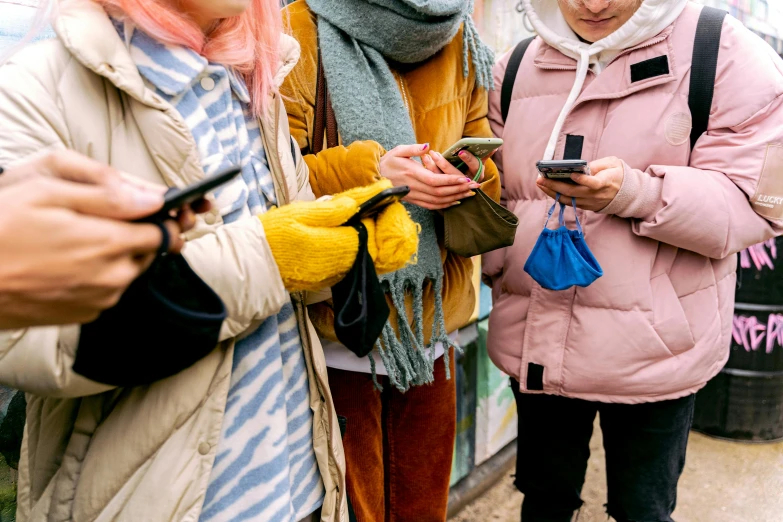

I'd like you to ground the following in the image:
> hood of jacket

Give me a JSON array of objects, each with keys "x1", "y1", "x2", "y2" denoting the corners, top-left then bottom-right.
[
  {"x1": 524, "y1": 0, "x2": 689, "y2": 70},
  {"x1": 521, "y1": 0, "x2": 689, "y2": 159}
]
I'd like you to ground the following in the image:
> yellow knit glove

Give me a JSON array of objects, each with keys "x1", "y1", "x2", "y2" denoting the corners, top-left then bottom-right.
[
  {"x1": 364, "y1": 201, "x2": 419, "y2": 275},
  {"x1": 258, "y1": 180, "x2": 418, "y2": 292}
]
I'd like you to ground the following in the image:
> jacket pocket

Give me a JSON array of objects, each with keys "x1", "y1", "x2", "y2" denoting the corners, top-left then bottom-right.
[{"x1": 651, "y1": 274, "x2": 695, "y2": 356}]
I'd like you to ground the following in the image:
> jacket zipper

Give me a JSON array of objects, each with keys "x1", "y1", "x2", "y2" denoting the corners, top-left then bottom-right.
[
  {"x1": 293, "y1": 292, "x2": 345, "y2": 515},
  {"x1": 536, "y1": 63, "x2": 579, "y2": 71},
  {"x1": 538, "y1": 33, "x2": 674, "y2": 123},
  {"x1": 264, "y1": 96, "x2": 345, "y2": 517},
  {"x1": 535, "y1": 32, "x2": 670, "y2": 72},
  {"x1": 262, "y1": 97, "x2": 291, "y2": 206},
  {"x1": 610, "y1": 32, "x2": 670, "y2": 63},
  {"x1": 394, "y1": 71, "x2": 412, "y2": 116}
]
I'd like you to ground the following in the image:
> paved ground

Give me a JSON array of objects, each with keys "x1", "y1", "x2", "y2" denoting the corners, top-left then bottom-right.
[{"x1": 450, "y1": 422, "x2": 783, "y2": 522}]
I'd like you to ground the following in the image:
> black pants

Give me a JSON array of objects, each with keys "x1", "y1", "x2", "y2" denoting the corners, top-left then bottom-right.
[{"x1": 510, "y1": 381, "x2": 695, "y2": 522}]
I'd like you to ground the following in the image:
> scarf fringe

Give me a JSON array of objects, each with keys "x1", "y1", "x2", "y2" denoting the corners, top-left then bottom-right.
[
  {"x1": 313, "y1": 1, "x2": 480, "y2": 390},
  {"x1": 463, "y1": 2, "x2": 495, "y2": 91},
  {"x1": 370, "y1": 275, "x2": 460, "y2": 392}
]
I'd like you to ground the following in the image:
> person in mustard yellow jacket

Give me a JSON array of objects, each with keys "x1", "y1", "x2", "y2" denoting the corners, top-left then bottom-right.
[{"x1": 281, "y1": 1, "x2": 501, "y2": 520}]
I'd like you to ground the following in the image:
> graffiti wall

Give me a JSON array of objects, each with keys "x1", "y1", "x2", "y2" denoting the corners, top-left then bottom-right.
[
  {"x1": 694, "y1": 236, "x2": 783, "y2": 441},
  {"x1": 0, "y1": 387, "x2": 21, "y2": 521},
  {"x1": 451, "y1": 325, "x2": 479, "y2": 486},
  {"x1": 733, "y1": 312, "x2": 783, "y2": 356},
  {"x1": 732, "y1": 237, "x2": 783, "y2": 373},
  {"x1": 450, "y1": 280, "x2": 519, "y2": 487},
  {"x1": 474, "y1": 319, "x2": 517, "y2": 466}
]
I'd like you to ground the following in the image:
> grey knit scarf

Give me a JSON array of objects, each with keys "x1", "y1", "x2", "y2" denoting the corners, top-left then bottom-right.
[{"x1": 308, "y1": 0, "x2": 494, "y2": 391}]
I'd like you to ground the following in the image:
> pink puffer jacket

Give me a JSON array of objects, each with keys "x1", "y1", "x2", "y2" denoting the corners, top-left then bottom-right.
[{"x1": 484, "y1": 2, "x2": 783, "y2": 403}]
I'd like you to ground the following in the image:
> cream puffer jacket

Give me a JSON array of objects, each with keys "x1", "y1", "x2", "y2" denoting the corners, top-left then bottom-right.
[{"x1": 0, "y1": 2, "x2": 347, "y2": 521}]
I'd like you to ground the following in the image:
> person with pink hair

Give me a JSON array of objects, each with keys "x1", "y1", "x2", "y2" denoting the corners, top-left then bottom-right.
[{"x1": 0, "y1": 0, "x2": 418, "y2": 519}]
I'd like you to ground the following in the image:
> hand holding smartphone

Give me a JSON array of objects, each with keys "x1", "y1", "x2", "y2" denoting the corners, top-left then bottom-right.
[
  {"x1": 134, "y1": 166, "x2": 241, "y2": 223},
  {"x1": 441, "y1": 137, "x2": 503, "y2": 180},
  {"x1": 345, "y1": 186, "x2": 410, "y2": 225},
  {"x1": 536, "y1": 160, "x2": 592, "y2": 185}
]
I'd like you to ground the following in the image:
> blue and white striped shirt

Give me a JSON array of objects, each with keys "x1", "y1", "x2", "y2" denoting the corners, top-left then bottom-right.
[{"x1": 114, "y1": 20, "x2": 324, "y2": 522}]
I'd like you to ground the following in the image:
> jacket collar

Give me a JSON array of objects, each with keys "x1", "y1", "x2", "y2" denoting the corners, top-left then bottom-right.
[
  {"x1": 522, "y1": 0, "x2": 687, "y2": 72},
  {"x1": 276, "y1": 34, "x2": 300, "y2": 89},
  {"x1": 533, "y1": 25, "x2": 675, "y2": 71},
  {"x1": 53, "y1": 0, "x2": 301, "y2": 106},
  {"x1": 520, "y1": 0, "x2": 685, "y2": 161},
  {"x1": 113, "y1": 19, "x2": 251, "y2": 102}
]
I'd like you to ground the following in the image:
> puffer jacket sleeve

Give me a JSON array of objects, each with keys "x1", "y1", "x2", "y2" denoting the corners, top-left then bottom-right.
[
  {"x1": 482, "y1": 48, "x2": 514, "y2": 280},
  {"x1": 301, "y1": 141, "x2": 387, "y2": 198},
  {"x1": 463, "y1": 64, "x2": 501, "y2": 203},
  {"x1": 281, "y1": 67, "x2": 386, "y2": 197},
  {"x1": 600, "y1": 18, "x2": 783, "y2": 259},
  {"x1": 0, "y1": 328, "x2": 112, "y2": 397},
  {"x1": 181, "y1": 219, "x2": 289, "y2": 342},
  {"x1": 280, "y1": 3, "x2": 387, "y2": 198},
  {"x1": 0, "y1": 53, "x2": 113, "y2": 398}
]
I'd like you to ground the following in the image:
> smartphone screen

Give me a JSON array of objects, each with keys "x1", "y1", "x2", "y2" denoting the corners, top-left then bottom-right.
[
  {"x1": 536, "y1": 160, "x2": 590, "y2": 184},
  {"x1": 134, "y1": 166, "x2": 241, "y2": 223},
  {"x1": 350, "y1": 186, "x2": 410, "y2": 223},
  {"x1": 161, "y1": 166, "x2": 241, "y2": 213}
]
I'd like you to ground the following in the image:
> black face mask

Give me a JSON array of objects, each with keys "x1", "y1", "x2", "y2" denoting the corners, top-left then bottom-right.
[
  {"x1": 74, "y1": 254, "x2": 227, "y2": 387},
  {"x1": 331, "y1": 222, "x2": 390, "y2": 358}
]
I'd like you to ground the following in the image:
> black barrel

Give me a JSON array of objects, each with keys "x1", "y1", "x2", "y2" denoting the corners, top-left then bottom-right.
[
  {"x1": 735, "y1": 238, "x2": 783, "y2": 305},
  {"x1": 693, "y1": 238, "x2": 783, "y2": 442}
]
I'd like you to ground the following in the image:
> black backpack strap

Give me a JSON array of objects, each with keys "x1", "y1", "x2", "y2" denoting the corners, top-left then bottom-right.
[
  {"x1": 689, "y1": 7, "x2": 727, "y2": 150},
  {"x1": 501, "y1": 36, "x2": 535, "y2": 123}
]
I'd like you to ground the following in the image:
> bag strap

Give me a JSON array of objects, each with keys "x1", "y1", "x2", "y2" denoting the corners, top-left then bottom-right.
[
  {"x1": 689, "y1": 7, "x2": 726, "y2": 150},
  {"x1": 501, "y1": 36, "x2": 535, "y2": 123},
  {"x1": 313, "y1": 48, "x2": 339, "y2": 154},
  {"x1": 545, "y1": 194, "x2": 582, "y2": 234}
]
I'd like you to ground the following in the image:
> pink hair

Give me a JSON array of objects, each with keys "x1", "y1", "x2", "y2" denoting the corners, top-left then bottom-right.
[{"x1": 99, "y1": 0, "x2": 282, "y2": 116}]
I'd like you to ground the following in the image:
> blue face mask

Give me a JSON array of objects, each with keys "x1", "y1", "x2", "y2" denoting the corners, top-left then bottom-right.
[{"x1": 524, "y1": 195, "x2": 603, "y2": 291}]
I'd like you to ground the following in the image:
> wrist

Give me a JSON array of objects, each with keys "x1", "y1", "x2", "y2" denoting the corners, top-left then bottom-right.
[
  {"x1": 350, "y1": 141, "x2": 385, "y2": 183},
  {"x1": 599, "y1": 162, "x2": 663, "y2": 219}
]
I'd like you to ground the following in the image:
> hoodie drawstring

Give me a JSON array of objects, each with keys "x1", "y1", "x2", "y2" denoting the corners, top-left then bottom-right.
[{"x1": 543, "y1": 49, "x2": 592, "y2": 160}]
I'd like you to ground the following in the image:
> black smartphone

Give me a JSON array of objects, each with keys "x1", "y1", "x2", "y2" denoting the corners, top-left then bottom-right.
[
  {"x1": 536, "y1": 160, "x2": 591, "y2": 185},
  {"x1": 348, "y1": 186, "x2": 410, "y2": 224},
  {"x1": 135, "y1": 166, "x2": 241, "y2": 223}
]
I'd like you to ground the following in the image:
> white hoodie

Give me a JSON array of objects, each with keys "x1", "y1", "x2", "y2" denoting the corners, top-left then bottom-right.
[{"x1": 522, "y1": 0, "x2": 689, "y2": 159}]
